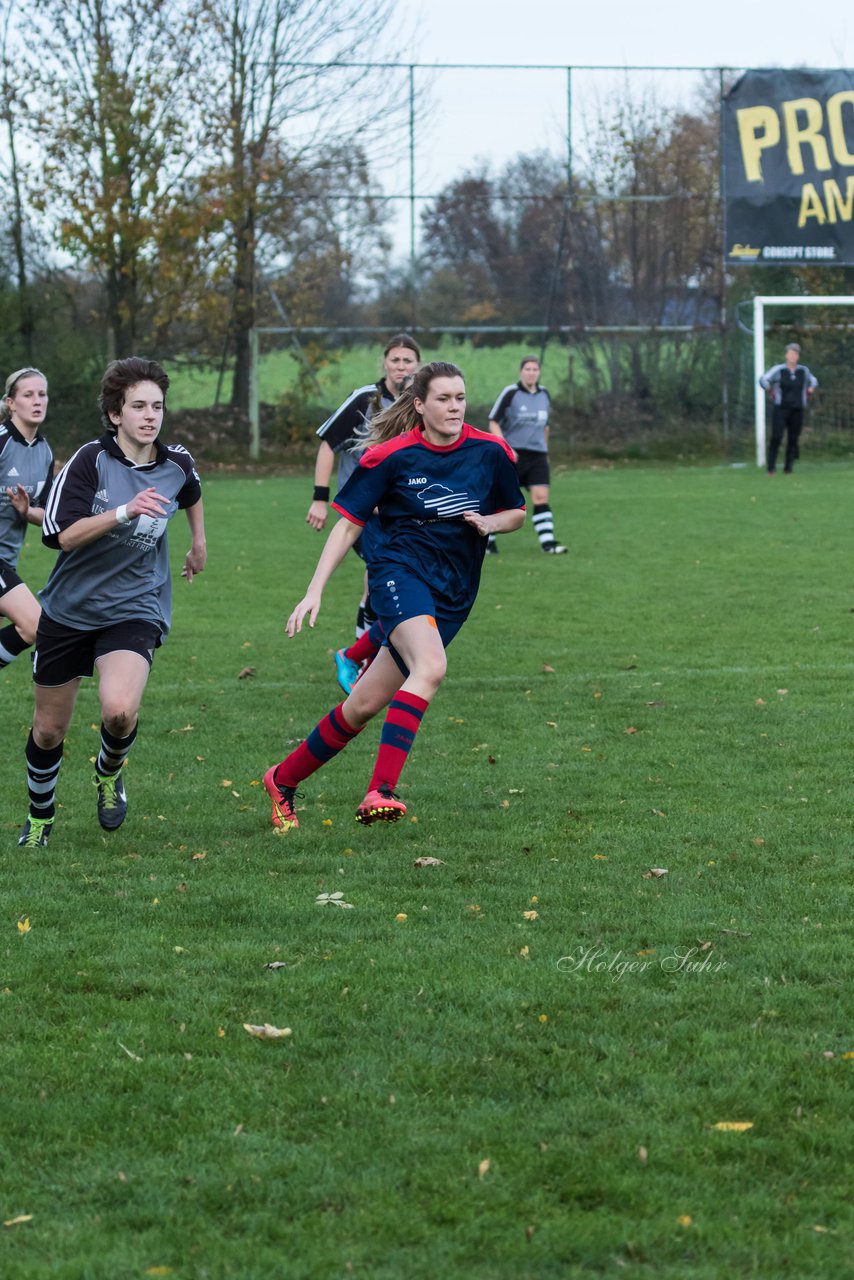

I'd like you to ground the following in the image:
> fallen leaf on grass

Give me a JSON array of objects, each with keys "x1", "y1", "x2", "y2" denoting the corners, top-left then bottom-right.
[
  {"x1": 522, "y1": 910, "x2": 539, "y2": 921},
  {"x1": 3, "y1": 1215, "x2": 33, "y2": 1227},
  {"x1": 144, "y1": 1269, "x2": 173, "y2": 1276},
  {"x1": 546, "y1": 721, "x2": 558, "y2": 728},
  {"x1": 710, "y1": 1121, "x2": 753, "y2": 1132},
  {"x1": 720, "y1": 928, "x2": 751, "y2": 937},
  {"x1": 221, "y1": 779, "x2": 232, "y2": 788},
  {"x1": 676, "y1": 1215, "x2": 693, "y2": 1227},
  {"x1": 651, "y1": 809, "x2": 666, "y2": 818},
  {"x1": 478, "y1": 1159, "x2": 490, "y2": 1178},
  {"x1": 315, "y1": 892, "x2": 354, "y2": 909},
  {"x1": 242, "y1": 1023, "x2": 292, "y2": 1040},
  {"x1": 624, "y1": 726, "x2": 638, "y2": 735},
  {"x1": 413, "y1": 857, "x2": 445, "y2": 867},
  {"x1": 395, "y1": 913, "x2": 408, "y2": 922},
  {"x1": 237, "y1": 667, "x2": 256, "y2": 679},
  {"x1": 642, "y1": 867, "x2": 668, "y2": 879},
  {"x1": 542, "y1": 664, "x2": 555, "y2": 673},
  {"x1": 841, "y1": 1051, "x2": 854, "y2": 1060},
  {"x1": 191, "y1": 851, "x2": 207, "y2": 861},
  {"x1": 638, "y1": 1146, "x2": 648, "y2": 1166},
  {"x1": 263, "y1": 961, "x2": 291, "y2": 970},
  {"x1": 118, "y1": 1042, "x2": 142, "y2": 1062},
  {"x1": 17, "y1": 917, "x2": 30, "y2": 935}
]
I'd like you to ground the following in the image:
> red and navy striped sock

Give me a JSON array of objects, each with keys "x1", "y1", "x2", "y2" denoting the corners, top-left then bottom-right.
[
  {"x1": 274, "y1": 704, "x2": 362, "y2": 788},
  {"x1": 344, "y1": 619, "x2": 384, "y2": 665},
  {"x1": 368, "y1": 690, "x2": 429, "y2": 793}
]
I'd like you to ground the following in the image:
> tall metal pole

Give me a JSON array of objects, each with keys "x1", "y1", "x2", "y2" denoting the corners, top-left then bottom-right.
[
  {"x1": 719, "y1": 67, "x2": 730, "y2": 450},
  {"x1": 249, "y1": 326, "x2": 260, "y2": 461},
  {"x1": 409, "y1": 64, "x2": 417, "y2": 328},
  {"x1": 753, "y1": 296, "x2": 765, "y2": 467}
]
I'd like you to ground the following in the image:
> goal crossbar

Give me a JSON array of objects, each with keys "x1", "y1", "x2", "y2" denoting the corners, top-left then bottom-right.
[{"x1": 753, "y1": 295, "x2": 854, "y2": 467}]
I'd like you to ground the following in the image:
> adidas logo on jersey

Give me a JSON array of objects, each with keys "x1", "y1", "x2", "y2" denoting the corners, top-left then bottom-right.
[
  {"x1": 7, "y1": 467, "x2": 19, "y2": 477},
  {"x1": 95, "y1": 489, "x2": 109, "y2": 502}
]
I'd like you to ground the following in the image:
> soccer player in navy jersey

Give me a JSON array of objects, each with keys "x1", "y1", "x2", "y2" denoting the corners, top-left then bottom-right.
[
  {"x1": 0, "y1": 368, "x2": 54, "y2": 675},
  {"x1": 306, "y1": 334, "x2": 421, "y2": 694},
  {"x1": 264, "y1": 361, "x2": 526, "y2": 830},
  {"x1": 17, "y1": 357, "x2": 207, "y2": 848}
]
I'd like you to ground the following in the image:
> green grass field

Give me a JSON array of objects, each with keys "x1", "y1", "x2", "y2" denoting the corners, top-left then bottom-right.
[
  {"x1": 1, "y1": 463, "x2": 851, "y2": 1278},
  {"x1": 168, "y1": 341, "x2": 563, "y2": 413}
]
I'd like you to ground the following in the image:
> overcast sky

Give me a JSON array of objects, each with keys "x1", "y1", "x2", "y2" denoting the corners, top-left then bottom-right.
[
  {"x1": 374, "y1": 0, "x2": 851, "y2": 257},
  {"x1": 411, "y1": 0, "x2": 851, "y2": 70}
]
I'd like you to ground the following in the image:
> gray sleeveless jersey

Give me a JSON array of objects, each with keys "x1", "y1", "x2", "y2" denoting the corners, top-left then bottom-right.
[
  {"x1": 0, "y1": 423, "x2": 54, "y2": 565},
  {"x1": 488, "y1": 384, "x2": 551, "y2": 453},
  {"x1": 40, "y1": 432, "x2": 201, "y2": 637}
]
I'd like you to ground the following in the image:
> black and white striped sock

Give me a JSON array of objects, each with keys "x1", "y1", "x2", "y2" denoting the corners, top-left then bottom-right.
[
  {"x1": 532, "y1": 504, "x2": 557, "y2": 549},
  {"x1": 97, "y1": 722, "x2": 138, "y2": 777},
  {"x1": 0, "y1": 623, "x2": 30, "y2": 669},
  {"x1": 25, "y1": 731, "x2": 63, "y2": 820}
]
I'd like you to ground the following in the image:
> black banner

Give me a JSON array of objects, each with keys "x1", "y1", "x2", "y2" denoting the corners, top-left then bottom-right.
[{"x1": 723, "y1": 69, "x2": 854, "y2": 266}]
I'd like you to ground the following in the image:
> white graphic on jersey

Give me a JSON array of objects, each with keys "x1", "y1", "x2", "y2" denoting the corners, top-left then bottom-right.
[
  {"x1": 95, "y1": 489, "x2": 109, "y2": 502},
  {"x1": 416, "y1": 482, "x2": 478, "y2": 517},
  {"x1": 6, "y1": 467, "x2": 19, "y2": 477},
  {"x1": 129, "y1": 513, "x2": 168, "y2": 548}
]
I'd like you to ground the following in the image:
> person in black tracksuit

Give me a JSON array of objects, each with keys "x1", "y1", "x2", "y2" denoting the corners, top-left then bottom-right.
[{"x1": 759, "y1": 343, "x2": 818, "y2": 475}]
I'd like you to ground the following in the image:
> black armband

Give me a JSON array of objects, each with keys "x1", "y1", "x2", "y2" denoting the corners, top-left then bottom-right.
[{"x1": 313, "y1": 485, "x2": 330, "y2": 502}]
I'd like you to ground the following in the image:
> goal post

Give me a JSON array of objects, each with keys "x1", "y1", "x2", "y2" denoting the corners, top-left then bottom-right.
[{"x1": 753, "y1": 295, "x2": 854, "y2": 467}]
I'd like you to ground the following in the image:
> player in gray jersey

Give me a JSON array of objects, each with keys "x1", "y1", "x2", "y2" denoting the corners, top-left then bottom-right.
[
  {"x1": 486, "y1": 355, "x2": 567, "y2": 555},
  {"x1": 18, "y1": 357, "x2": 207, "y2": 849},
  {"x1": 0, "y1": 367, "x2": 54, "y2": 674}
]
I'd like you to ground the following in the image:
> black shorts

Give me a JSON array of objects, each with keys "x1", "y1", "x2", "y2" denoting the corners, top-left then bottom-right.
[
  {"x1": 0, "y1": 559, "x2": 24, "y2": 599},
  {"x1": 33, "y1": 613, "x2": 161, "y2": 686},
  {"x1": 514, "y1": 449, "x2": 551, "y2": 488}
]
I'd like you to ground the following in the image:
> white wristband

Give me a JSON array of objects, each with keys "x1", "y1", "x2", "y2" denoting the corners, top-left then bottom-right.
[{"x1": 116, "y1": 504, "x2": 131, "y2": 525}]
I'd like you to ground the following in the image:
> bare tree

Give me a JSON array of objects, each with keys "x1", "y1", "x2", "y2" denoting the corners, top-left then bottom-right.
[{"x1": 195, "y1": 0, "x2": 396, "y2": 413}]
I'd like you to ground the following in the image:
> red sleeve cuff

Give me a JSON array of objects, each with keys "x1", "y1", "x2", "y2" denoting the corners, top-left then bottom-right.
[{"x1": 331, "y1": 501, "x2": 366, "y2": 527}]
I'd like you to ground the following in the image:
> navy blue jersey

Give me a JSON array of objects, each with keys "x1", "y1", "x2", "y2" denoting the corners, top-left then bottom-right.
[
  {"x1": 40, "y1": 432, "x2": 201, "y2": 637},
  {"x1": 332, "y1": 423, "x2": 525, "y2": 621}
]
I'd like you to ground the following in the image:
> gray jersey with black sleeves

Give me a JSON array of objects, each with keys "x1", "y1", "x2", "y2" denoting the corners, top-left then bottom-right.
[
  {"x1": 0, "y1": 423, "x2": 54, "y2": 566},
  {"x1": 316, "y1": 380, "x2": 394, "y2": 491},
  {"x1": 488, "y1": 383, "x2": 551, "y2": 453},
  {"x1": 40, "y1": 432, "x2": 201, "y2": 637}
]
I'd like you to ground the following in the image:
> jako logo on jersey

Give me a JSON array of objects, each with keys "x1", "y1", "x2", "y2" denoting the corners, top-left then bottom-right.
[
  {"x1": 417, "y1": 482, "x2": 478, "y2": 517},
  {"x1": 407, "y1": 476, "x2": 428, "y2": 485}
]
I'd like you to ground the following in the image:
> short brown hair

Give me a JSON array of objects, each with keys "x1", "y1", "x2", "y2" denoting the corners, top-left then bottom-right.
[{"x1": 99, "y1": 357, "x2": 169, "y2": 430}]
